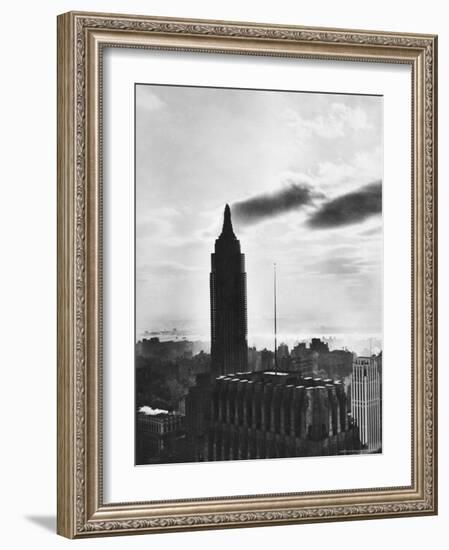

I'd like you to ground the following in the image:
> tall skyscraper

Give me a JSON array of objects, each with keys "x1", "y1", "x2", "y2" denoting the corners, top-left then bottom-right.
[
  {"x1": 210, "y1": 205, "x2": 248, "y2": 377},
  {"x1": 351, "y1": 356, "x2": 382, "y2": 452}
]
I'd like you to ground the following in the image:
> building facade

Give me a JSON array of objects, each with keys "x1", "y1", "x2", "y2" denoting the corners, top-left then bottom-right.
[
  {"x1": 318, "y1": 349, "x2": 353, "y2": 380},
  {"x1": 136, "y1": 411, "x2": 186, "y2": 464},
  {"x1": 186, "y1": 371, "x2": 360, "y2": 462},
  {"x1": 210, "y1": 204, "x2": 248, "y2": 377},
  {"x1": 351, "y1": 356, "x2": 382, "y2": 452}
]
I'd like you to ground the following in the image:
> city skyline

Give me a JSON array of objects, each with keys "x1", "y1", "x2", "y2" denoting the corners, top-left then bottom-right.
[
  {"x1": 136, "y1": 84, "x2": 383, "y2": 347},
  {"x1": 135, "y1": 329, "x2": 382, "y2": 464}
]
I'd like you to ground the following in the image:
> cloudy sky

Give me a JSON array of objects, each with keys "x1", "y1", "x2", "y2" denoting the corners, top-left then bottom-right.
[{"x1": 135, "y1": 84, "x2": 383, "y2": 348}]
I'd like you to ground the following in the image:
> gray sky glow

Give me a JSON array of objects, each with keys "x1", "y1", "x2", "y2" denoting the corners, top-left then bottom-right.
[{"x1": 136, "y1": 84, "x2": 383, "y2": 348}]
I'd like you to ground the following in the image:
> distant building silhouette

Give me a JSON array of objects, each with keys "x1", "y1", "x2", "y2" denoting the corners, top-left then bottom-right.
[
  {"x1": 277, "y1": 343, "x2": 289, "y2": 358},
  {"x1": 210, "y1": 205, "x2": 248, "y2": 377},
  {"x1": 260, "y1": 348, "x2": 274, "y2": 371},
  {"x1": 310, "y1": 337, "x2": 329, "y2": 354},
  {"x1": 290, "y1": 342, "x2": 318, "y2": 377},
  {"x1": 248, "y1": 346, "x2": 262, "y2": 371},
  {"x1": 136, "y1": 337, "x2": 196, "y2": 360},
  {"x1": 277, "y1": 343, "x2": 291, "y2": 371}
]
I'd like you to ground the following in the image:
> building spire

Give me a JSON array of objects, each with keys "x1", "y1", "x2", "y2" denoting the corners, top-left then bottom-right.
[{"x1": 220, "y1": 203, "x2": 236, "y2": 239}]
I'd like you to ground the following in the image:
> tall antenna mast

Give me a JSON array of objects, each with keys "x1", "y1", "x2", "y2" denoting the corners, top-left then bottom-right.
[{"x1": 274, "y1": 263, "x2": 278, "y2": 375}]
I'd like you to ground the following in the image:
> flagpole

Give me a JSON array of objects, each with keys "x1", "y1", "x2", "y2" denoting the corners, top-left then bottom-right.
[{"x1": 274, "y1": 263, "x2": 277, "y2": 375}]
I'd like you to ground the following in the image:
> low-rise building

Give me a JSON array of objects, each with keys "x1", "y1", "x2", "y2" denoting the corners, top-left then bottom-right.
[{"x1": 136, "y1": 409, "x2": 186, "y2": 464}]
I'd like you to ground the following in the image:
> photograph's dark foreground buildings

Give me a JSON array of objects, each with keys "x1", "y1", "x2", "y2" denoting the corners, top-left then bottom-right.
[
  {"x1": 185, "y1": 371, "x2": 361, "y2": 461},
  {"x1": 210, "y1": 204, "x2": 248, "y2": 377}
]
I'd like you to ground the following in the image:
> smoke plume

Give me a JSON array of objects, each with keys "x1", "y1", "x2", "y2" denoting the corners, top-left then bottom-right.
[
  {"x1": 307, "y1": 181, "x2": 382, "y2": 229},
  {"x1": 233, "y1": 182, "x2": 322, "y2": 226}
]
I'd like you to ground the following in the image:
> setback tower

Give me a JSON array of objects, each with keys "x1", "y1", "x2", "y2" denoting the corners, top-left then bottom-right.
[{"x1": 210, "y1": 204, "x2": 248, "y2": 376}]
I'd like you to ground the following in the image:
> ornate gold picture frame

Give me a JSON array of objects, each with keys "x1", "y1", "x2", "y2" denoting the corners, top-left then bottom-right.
[{"x1": 57, "y1": 11, "x2": 437, "y2": 538}]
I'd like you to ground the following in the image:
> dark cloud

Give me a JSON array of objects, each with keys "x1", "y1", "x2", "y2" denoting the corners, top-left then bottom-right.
[
  {"x1": 307, "y1": 181, "x2": 382, "y2": 229},
  {"x1": 232, "y1": 181, "x2": 323, "y2": 226}
]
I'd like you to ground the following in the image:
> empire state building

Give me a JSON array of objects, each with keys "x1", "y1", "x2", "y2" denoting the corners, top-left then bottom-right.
[{"x1": 210, "y1": 204, "x2": 248, "y2": 377}]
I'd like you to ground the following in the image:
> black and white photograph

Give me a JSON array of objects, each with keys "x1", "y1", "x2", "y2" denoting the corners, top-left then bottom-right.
[{"x1": 135, "y1": 83, "x2": 383, "y2": 466}]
